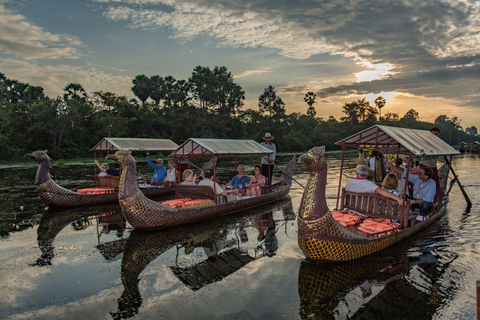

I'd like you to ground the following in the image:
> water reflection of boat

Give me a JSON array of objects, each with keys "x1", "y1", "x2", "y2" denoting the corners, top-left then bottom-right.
[
  {"x1": 33, "y1": 204, "x2": 121, "y2": 266},
  {"x1": 96, "y1": 211, "x2": 128, "y2": 261},
  {"x1": 298, "y1": 256, "x2": 405, "y2": 318},
  {"x1": 298, "y1": 250, "x2": 459, "y2": 319},
  {"x1": 25, "y1": 149, "x2": 175, "y2": 208},
  {"x1": 111, "y1": 198, "x2": 293, "y2": 319},
  {"x1": 298, "y1": 222, "x2": 460, "y2": 320}
]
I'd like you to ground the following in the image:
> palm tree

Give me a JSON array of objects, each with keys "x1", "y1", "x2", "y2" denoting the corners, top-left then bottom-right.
[
  {"x1": 304, "y1": 92, "x2": 316, "y2": 117},
  {"x1": 132, "y1": 75, "x2": 151, "y2": 106},
  {"x1": 63, "y1": 83, "x2": 86, "y2": 102},
  {"x1": 374, "y1": 96, "x2": 386, "y2": 120}
]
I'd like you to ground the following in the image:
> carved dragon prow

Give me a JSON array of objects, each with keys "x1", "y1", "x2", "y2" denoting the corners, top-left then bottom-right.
[
  {"x1": 25, "y1": 150, "x2": 77, "y2": 196},
  {"x1": 297, "y1": 146, "x2": 365, "y2": 261}
]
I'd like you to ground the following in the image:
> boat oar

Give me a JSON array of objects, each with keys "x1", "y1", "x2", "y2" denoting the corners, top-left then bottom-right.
[
  {"x1": 443, "y1": 156, "x2": 472, "y2": 206},
  {"x1": 446, "y1": 178, "x2": 456, "y2": 196},
  {"x1": 260, "y1": 156, "x2": 305, "y2": 189}
]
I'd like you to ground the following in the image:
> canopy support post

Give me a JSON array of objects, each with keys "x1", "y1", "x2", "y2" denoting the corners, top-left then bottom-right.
[
  {"x1": 336, "y1": 144, "x2": 346, "y2": 210},
  {"x1": 443, "y1": 156, "x2": 471, "y2": 206}
]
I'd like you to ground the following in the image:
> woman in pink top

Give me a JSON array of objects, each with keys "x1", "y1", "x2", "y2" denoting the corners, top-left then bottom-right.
[{"x1": 246, "y1": 165, "x2": 266, "y2": 197}]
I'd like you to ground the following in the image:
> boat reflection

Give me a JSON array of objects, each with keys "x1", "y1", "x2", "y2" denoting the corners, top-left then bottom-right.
[
  {"x1": 111, "y1": 197, "x2": 294, "y2": 319},
  {"x1": 96, "y1": 211, "x2": 127, "y2": 261},
  {"x1": 297, "y1": 247, "x2": 459, "y2": 319},
  {"x1": 32, "y1": 204, "x2": 121, "y2": 266}
]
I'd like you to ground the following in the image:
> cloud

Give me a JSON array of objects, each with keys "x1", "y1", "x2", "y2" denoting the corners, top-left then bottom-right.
[
  {"x1": 101, "y1": 1, "x2": 340, "y2": 59},
  {"x1": 0, "y1": 58, "x2": 133, "y2": 98},
  {"x1": 235, "y1": 68, "x2": 272, "y2": 78},
  {"x1": 0, "y1": 4, "x2": 82, "y2": 60}
]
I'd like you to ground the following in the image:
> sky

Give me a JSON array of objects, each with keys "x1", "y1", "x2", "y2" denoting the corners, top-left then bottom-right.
[{"x1": 1, "y1": 0, "x2": 480, "y2": 128}]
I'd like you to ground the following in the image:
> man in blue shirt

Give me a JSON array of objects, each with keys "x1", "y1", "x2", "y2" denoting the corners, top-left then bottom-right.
[
  {"x1": 407, "y1": 167, "x2": 436, "y2": 214},
  {"x1": 229, "y1": 164, "x2": 251, "y2": 196},
  {"x1": 146, "y1": 152, "x2": 167, "y2": 185},
  {"x1": 389, "y1": 162, "x2": 436, "y2": 214}
]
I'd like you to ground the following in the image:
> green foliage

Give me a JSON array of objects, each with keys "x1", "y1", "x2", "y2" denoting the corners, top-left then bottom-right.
[
  {"x1": 304, "y1": 92, "x2": 316, "y2": 117},
  {"x1": 0, "y1": 70, "x2": 475, "y2": 160},
  {"x1": 258, "y1": 85, "x2": 286, "y2": 121}
]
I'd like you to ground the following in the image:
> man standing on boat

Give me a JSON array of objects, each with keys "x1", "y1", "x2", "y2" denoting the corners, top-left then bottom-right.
[
  {"x1": 198, "y1": 169, "x2": 228, "y2": 196},
  {"x1": 146, "y1": 152, "x2": 167, "y2": 185},
  {"x1": 346, "y1": 165, "x2": 404, "y2": 205},
  {"x1": 260, "y1": 132, "x2": 276, "y2": 185},
  {"x1": 419, "y1": 127, "x2": 441, "y2": 188}
]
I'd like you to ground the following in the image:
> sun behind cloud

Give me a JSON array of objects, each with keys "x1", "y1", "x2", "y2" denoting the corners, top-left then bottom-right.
[{"x1": 355, "y1": 63, "x2": 395, "y2": 82}]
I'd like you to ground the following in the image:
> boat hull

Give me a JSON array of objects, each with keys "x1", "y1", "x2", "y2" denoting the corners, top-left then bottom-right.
[
  {"x1": 35, "y1": 180, "x2": 174, "y2": 208},
  {"x1": 298, "y1": 205, "x2": 447, "y2": 263},
  {"x1": 121, "y1": 185, "x2": 291, "y2": 230}
]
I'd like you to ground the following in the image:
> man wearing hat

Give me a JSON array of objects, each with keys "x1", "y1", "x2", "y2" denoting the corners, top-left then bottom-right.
[{"x1": 260, "y1": 132, "x2": 276, "y2": 184}]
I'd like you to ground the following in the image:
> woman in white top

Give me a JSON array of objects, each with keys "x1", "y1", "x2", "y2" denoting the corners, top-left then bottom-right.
[
  {"x1": 95, "y1": 160, "x2": 109, "y2": 177},
  {"x1": 164, "y1": 160, "x2": 177, "y2": 183}
]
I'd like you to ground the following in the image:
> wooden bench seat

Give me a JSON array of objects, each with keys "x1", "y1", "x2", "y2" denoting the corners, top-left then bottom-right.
[
  {"x1": 94, "y1": 175, "x2": 120, "y2": 188},
  {"x1": 340, "y1": 188, "x2": 412, "y2": 229},
  {"x1": 176, "y1": 185, "x2": 215, "y2": 201}
]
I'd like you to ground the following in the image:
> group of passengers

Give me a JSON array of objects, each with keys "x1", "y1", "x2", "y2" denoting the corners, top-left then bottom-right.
[
  {"x1": 180, "y1": 164, "x2": 267, "y2": 198},
  {"x1": 229, "y1": 164, "x2": 267, "y2": 197},
  {"x1": 346, "y1": 127, "x2": 441, "y2": 216},
  {"x1": 94, "y1": 132, "x2": 277, "y2": 197}
]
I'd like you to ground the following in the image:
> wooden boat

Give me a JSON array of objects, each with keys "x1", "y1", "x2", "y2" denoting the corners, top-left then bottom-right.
[
  {"x1": 458, "y1": 141, "x2": 469, "y2": 153},
  {"x1": 110, "y1": 138, "x2": 296, "y2": 230},
  {"x1": 25, "y1": 149, "x2": 174, "y2": 208},
  {"x1": 297, "y1": 125, "x2": 462, "y2": 263},
  {"x1": 26, "y1": 137, "x2": 179, "y2": 208}
]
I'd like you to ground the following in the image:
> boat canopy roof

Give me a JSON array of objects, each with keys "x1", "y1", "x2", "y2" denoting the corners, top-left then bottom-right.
[
  {"x1": 170, "y1": 138, "x2": 272, "y2": 158},
  {"x1": 90, "y1": 137, "x2": 179, "y2": 153},
  {"x1": 335, "y1": 125, "x2": 460, "y2": 156}
]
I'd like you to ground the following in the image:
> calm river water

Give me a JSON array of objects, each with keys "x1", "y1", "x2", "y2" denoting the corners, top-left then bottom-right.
[{"x1": 0, "y1": 152, "x2": 479, "y2": 320}]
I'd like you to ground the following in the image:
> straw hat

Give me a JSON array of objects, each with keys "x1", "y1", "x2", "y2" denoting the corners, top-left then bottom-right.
[{"x1": 263, "y1": 132, "x2": 274, "y2": 140}]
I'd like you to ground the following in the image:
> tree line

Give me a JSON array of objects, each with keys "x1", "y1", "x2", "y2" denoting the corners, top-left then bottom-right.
[{"x1": 0, "y1": 67, "x2": 477, "y2": 161}]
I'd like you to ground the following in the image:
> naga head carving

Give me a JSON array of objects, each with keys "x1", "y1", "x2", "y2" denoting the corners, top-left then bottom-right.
[
  {"x1": 106, "y1": 150, "x2": 132, "y2": 169},
  {"x1": 24, "y1": 150, "x2": 51, "y2": 163},
  {"x1": 299, "y1": 146, "x2": 327, "y2": 173}
]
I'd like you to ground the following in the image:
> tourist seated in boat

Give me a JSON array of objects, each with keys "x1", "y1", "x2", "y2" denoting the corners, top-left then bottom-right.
[
  {"x1": 95, "y1": 159, "x2": 119, "y2": 176},
  {"x1": 198, "y1": 169, "x2": 227, "y2": 196},
  {"x1": 382, "y1": 173, "x2": 401, "y2": 197},
  {"x1": 164, "y1": 160, "x2": 177, "y2": 186},
  {"x1": 387, "y1": 163, "x2": 436, "y2": 214},
  {"x1": 181, "y1": 169, "x2": 197, "y2": 185},
  {"x1": 229, "y1": 164, "x2": 251, "y2": 196},
  {"x1": 245, "y1": 165, "x2": 266, "y2": 197},
  {"x1": 345, "y1": 165, "x2": 404, "y2": 205},
  {"x1": 386, "y1": 161, "x2": 407, "y2": 197},
  {"x1": 146, "y1": 151, "x2": 167, "y2": 185}
]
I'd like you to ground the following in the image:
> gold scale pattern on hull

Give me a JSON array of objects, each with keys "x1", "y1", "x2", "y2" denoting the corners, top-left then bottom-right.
[{"x1": 297, "y1": 146, "x2": 447, "y2": 263}]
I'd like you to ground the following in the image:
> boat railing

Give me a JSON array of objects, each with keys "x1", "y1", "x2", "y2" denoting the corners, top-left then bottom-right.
[
  {"x1": 94, "y1": 175, "x2": 120, "y2": 188},
  {"x1": 340, "y1": 188, "x2": 413, "y2": 229}
]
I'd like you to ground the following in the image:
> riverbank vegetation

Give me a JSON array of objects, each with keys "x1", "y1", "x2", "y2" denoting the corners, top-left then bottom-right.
[{"x1": 0, "y1": 68, "x2": 477, "y2": 160}]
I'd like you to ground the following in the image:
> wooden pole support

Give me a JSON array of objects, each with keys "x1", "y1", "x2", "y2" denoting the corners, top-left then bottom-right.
[{"x1": 477, "y1": 280, "x2": 480, "y2": 320}]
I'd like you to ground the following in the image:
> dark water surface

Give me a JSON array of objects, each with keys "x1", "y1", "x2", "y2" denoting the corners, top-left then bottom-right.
[{"x1": 0, "y1": 153, "x2": 479, "y2": 319}]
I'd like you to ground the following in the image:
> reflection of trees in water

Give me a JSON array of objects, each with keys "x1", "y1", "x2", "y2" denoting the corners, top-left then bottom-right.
[{"x1": 112, "y1": 198, "x2": 292, "y2": 319}]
